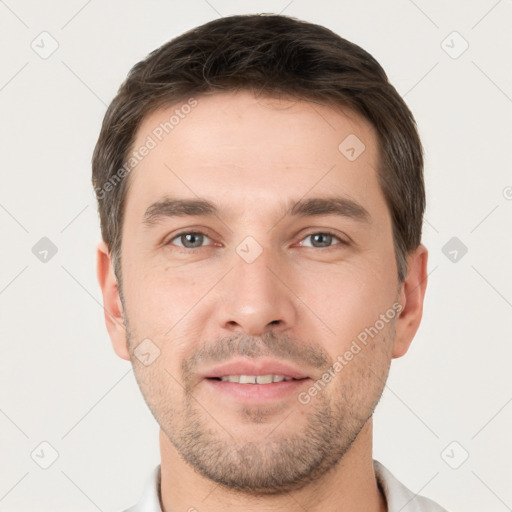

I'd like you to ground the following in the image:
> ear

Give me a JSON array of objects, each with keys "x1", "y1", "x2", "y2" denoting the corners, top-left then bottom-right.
[
  {"x1": 392, "y1": 243, "x2": 428, "y2": 359},
  {"x1": 96, "y1": 240, "x2": 130, "y2": 361}
]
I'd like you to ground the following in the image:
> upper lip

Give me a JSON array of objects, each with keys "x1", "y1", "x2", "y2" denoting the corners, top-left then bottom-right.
[{"x1": 200, "y1": 358, "x2": 310, "y2": 380}]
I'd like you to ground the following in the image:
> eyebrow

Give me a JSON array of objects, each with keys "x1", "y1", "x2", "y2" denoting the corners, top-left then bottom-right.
[{"x1": 142, "y1": 195, "x2": 372, "y2": 226}]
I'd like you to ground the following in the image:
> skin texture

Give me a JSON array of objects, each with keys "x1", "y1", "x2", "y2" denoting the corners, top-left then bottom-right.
[{"x1": 97, "y1": 90, "x2": 428, "y2": 512}]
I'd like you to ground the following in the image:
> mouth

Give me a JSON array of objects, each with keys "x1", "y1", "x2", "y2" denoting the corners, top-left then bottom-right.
[
  {"x1": 200, "y1": 359, "x2": 312, "y2": 402},
  {"x1": 208, "y1": 374, "x2": 301, "y2": 384}
]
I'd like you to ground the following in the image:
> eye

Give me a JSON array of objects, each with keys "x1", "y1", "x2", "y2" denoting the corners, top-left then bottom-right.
[
  {"x1": 168, "y1": 231, "x2": 213, "y2": 250},
  {"x1": 165, "y1": 230, "x2": 348, "y2": 252},
  {"x1": 298, "y1": 231, "x2": 347, "y2": 249}
]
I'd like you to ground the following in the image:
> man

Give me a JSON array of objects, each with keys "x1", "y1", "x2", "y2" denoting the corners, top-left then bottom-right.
[{"x1": 93, "y1": 13, "x2": 449, "y2": 512}]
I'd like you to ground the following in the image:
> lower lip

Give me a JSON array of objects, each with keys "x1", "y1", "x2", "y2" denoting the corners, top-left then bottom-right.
[{"x1": 204, "y1": 378, "x2": 310, "y2": 402}]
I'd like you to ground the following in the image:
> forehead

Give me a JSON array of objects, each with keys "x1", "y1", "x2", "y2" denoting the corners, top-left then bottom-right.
[{"x1": 124, "y1": 90, "x2": 386, "y2": 225}]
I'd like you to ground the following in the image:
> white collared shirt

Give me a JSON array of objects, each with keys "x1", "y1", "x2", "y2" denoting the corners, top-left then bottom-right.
[{"x1": 121, "y1": 459, "x2": 450, "y2": 512}]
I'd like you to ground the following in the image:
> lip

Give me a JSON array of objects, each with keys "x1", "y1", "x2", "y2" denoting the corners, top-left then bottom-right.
[
  {"x1": 200, "y1": 358, "x2": 310, "y2": 380},
  {"x1": 204, "y1": 377, "x2": 310, "y2": 402}
]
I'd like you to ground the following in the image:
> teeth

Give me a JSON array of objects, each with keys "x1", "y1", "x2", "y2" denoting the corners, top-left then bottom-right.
[
  {"x1": 239, "y1": 375, "x2": 256, "y2": 384},
  {"x1": 219, "y1": 374, "x2": 294, "y2": 384}
]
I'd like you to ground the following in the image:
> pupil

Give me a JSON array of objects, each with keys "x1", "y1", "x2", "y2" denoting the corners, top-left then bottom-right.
[
  {"x1": 184, "y1": 233, "x2": 202, "y2": 248},
  {"x1": 313, "y1": 233, "x2": 331, "y2": 247}
]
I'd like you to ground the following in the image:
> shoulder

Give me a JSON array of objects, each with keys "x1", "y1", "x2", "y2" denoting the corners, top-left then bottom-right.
[
  {"x1": 373, "y1": 459, "x2": 451, "y2": 512},
  {"x1": 117, "y1": 465, "x2": 162, "y2": 512}
]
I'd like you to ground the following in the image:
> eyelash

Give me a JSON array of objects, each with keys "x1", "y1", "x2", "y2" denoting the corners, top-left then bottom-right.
[{"x1": 165, "y1": 230, "x2": 349, "y2": 253}]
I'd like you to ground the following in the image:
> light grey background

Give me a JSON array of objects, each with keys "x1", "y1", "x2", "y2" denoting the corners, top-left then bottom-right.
[{"x1": 1, "y1": 0, "x2": 511, "y2": 510}]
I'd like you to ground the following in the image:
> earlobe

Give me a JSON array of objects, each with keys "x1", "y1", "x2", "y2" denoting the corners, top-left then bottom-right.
[
  {"x1": 96, "y1": 240, "x2": 130, "y2": 361},
  {"x1": 392, "y1": 244, "x2": 428, "y2": 359}
]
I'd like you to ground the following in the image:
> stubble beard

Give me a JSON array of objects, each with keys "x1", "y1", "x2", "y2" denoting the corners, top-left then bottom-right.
[{"x1": 122, "y1": 296, "x2": 393, "y2": 496}]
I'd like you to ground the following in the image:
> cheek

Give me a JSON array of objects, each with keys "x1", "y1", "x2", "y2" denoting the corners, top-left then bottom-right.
[
  {"x1": 123, "y1": 265, "x2": 210, "y2": 361},
  {"x1": 298, "y1": 261, "x2": 396, "y2": 347},
  {"x1": 124, "y1": 256, "x2": 186, "y2": 305}
]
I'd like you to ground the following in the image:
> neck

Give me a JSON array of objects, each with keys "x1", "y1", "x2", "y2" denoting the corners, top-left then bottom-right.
[{"x1": 159, "y1": 418, "x2": 387, "y2": 512}]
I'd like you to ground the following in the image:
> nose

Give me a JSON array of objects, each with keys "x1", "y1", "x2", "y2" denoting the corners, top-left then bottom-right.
[{"x1": 216, "y1": 246, "x2": 298, "y2": 337}]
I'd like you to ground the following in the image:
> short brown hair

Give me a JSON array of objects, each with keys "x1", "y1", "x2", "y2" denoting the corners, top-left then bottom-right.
[{"x1": 92, "y1": 14, "x2": 424, "y2": 285}]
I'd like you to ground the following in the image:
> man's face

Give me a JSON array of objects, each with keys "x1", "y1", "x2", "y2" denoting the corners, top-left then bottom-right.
[{"x1": 117, "y1": 91, "x2": 402, "y2": 493}]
